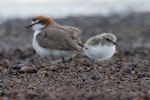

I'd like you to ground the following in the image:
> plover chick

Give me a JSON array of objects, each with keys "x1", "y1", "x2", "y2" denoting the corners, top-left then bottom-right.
[
  {"x1": 26, "y1": 16, "x2": 83, "y2": 63},
  {"x1": 84, "y1": 33, "x2": 118, "y2": 78}
]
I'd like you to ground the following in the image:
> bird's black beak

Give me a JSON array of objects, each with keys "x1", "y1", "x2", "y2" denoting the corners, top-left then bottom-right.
[
  {"x1": 26, "y1": 23, "x2": 35, "y2": 28},
  {"x1": 26, "y1": 21, "x2": 41, "y2": 29}
]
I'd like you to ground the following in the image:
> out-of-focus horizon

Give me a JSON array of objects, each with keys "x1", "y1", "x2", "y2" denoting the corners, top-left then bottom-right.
[{"x1": 0, "y1": 0, "x2": 150, "y2": 21}]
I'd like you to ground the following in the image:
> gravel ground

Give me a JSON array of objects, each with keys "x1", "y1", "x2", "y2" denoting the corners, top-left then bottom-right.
[{"x1": 0, "y1": 12, "x2": 150, "y2": 100}]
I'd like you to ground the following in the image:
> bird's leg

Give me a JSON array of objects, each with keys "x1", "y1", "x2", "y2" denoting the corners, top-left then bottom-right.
[
  {"x1": 92, "y1": 59, "x2": 101, "y2": 79},
  {"x1": 40, "y1": 57, "x2": 47, "y2": 67},
  {"x1": 59, "y1": 56, "x2": 66, "y2": 67},
  {"x1": 61, "y1": 56, "x2": 65, "y2": 63},
  {"x1": 40, "y1": 57, "x2": 54, "y2": 67}
]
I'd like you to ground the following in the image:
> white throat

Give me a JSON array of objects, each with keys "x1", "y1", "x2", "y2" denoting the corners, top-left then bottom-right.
[{"x1": 32, "y1": 21, "x2": 45, "y2": 31}]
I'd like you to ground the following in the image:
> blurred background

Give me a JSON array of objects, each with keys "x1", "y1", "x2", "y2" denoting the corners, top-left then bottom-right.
[
  {"x1": 0, "y1": 0, "x2": 150, "y2": 22},
  {"x1": 0, "y1": 0, "x2": 150, "y2": 56},
  {"x1": 0, "y1": 1, "x2": 150, "y2": 98}
]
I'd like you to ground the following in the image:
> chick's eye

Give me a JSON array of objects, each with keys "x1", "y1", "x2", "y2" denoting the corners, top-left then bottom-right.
[{"x1": 106, "y1": 38, "x2": 111, "y2": 41}]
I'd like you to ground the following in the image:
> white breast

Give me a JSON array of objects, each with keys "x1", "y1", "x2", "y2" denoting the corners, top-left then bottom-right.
[
  {"x1": 84, "y1": 45, "x2": 116, "y2": 61},
  {"x1": 32, "y1": 30, "x2": 76, "y2": 61},
  {"x1": 32, "y1": 30, "x2": 50, "y2": 57}
]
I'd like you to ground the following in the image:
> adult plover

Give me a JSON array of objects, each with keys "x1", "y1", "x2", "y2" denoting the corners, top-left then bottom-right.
[{"x1": 26, "y1": 16, "x2": 83, "y2": 63}]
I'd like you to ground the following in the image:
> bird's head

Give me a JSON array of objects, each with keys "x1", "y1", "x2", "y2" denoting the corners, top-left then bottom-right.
[
  {"x1": 101, "y1": 33, "x2": 118, "y2": 46},
  {"x1": 26, "y1": 16, "x2": 52, "y2": 31}
]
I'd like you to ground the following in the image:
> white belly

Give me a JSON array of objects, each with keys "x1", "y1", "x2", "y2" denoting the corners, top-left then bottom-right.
[
  {"x1": 32, "y1": 30, "x2": 76, "y2": 61},
  {"x1": 84, "y1": 45, "x2": 116, "y2": 61}
]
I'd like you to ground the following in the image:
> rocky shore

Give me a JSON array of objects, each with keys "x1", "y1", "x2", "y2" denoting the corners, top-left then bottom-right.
[{"x1": 0, "y1": 12, "x2": 150, "y2": 100}]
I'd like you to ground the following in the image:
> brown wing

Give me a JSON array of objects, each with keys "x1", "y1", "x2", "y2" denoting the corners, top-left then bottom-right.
[
  {"x1": 63, "y1": 25, "x2": 81, "y2": 34},
  {"x1": 58, "y1": 25, "x2": 83, "y2": 48},
  {"x1": 36, "y1": 27, "x2": 83, "y2": 51}
]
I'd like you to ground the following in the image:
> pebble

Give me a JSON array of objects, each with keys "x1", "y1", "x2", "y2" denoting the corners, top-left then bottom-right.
[
  {"x1": 21, "y1": 66, "x2": 32, "y2": 71},
  {"x1": 131, "y1": 71, "x2": 136, "y2": 74},
  {"x1": 49, "y1": 66, "x2": 56, "y2": 71},
  {"x1": 20, "y1": 66, "x2": 37, "y2": 73},
  {"x1": 40, "y1": 71, "x2": 50, "y2": 77},
  {"x1": 0, "y1": 59, "x2": 10, "y2": 67}
]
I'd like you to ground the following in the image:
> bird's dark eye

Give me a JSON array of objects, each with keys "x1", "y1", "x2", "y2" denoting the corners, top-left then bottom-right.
[
  {"x1": 38, "y1": 20, "x2": 43, "y2": 23},
  {"x1": 32, "y1": 19, "x2": 36, "y2": 21},
  {"x1": 106, "y1": 38, "x2": 111, "y2": 41}
]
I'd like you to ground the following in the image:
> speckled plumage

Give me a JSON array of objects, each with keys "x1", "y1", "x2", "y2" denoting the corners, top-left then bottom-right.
[{"x1": 83, "y1": 33, "x2": 117, "y2": 78}]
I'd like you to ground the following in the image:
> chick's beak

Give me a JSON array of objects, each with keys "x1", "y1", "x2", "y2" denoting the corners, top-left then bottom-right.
[
  {"x1": 113, "y1": 41, "x2": 119, "y2": 46},
  {"x1": 105, "y1": 38, "x2": 119, "y2": 46}
]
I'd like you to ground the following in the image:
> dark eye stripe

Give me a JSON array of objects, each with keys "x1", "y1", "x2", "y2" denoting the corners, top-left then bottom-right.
[
  {"x1": 106, "y1": 38, "x2": 111, "y2": 41},
  {"x1": 39, "y1": 20, "x2": 43, "y2": 23}
]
